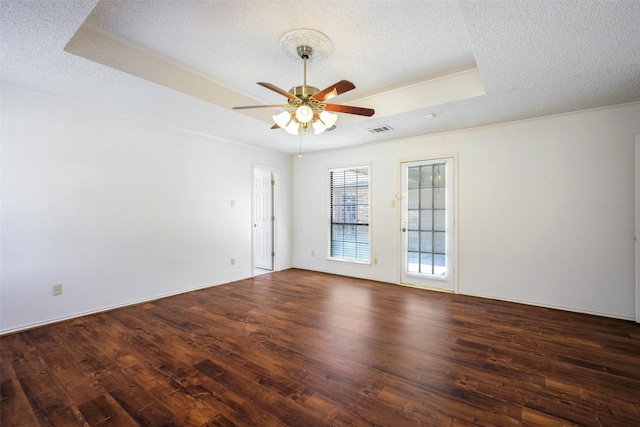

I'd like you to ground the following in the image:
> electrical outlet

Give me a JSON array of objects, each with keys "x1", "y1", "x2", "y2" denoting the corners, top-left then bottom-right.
[
  {"x1": 230, "y1": 200, "x2": 235, "y2": 207},
  {"x1": 231, "y1": 258, "x2": 235, "y2": 265},
  {"x1": 373, "y1": 257, "x2": 378, "y2": 265},
  {"x1": 391, "y1": 200, "x2": 396, "y2": 208},
  {"x1": 311, "y1": 250, "x2": 315, "y2": 257},
  {"x1": 52, "y1": 283, "x2": 62, "y2": 296}
]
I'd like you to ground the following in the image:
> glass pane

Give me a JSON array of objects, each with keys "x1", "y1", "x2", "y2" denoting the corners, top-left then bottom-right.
[
  {"x1": 331, "y1": 188, "x2": 344, "y2": 206},
  {"x1": 357, "y1": 207, "x2": 369, "y2": 224},
  {"x1": 434, "y1": 232, "x2": 446, "y2": 253},
  {"x1": 433, "y1": 210, "x2": 445, "y2": 231},
  {"x1": 434, "y1": 164, "x2": 445, "y2": 187},
  {"x1": 344, "y1": 170, "x2": 357, "y2": 186},
  {"x1": 349, "y1": 207, "x2": 359, "y2": 223},
  {"x1": 331, "y1": 244, "x2": 342, "y2": 257},
  {"x1": 356, "y1": 226, "x2": 369, "y2": 242},
  {"x1": 420, "y1": 253, "x2": 433, "y2": 274},
  {"x1": 407, "y1": 252, "x2": 419, "y2": 272},
  {"x1": 408, "y1": 167, "x2": 420, "y2": 189},
  {"x1": 420, "y1": 188, "x2": 433, "y2": 209},
  {"x1": 332, "y1": 225, "x2": 344, "y2": 240},
  {"x1": 331, "y1": 239, "x2": 343, "y2": 257},
  {"x1": 356, "y1": 167, "x2": 368, "y2": 178},
  {"x1": 343, "y1": 189, "x2": 357, "y2": 200},
  {"x1": 358, "y1": 187, "x2": 368, "y2": 204},
  {"x1": 331, "y1": 170, "x2": 344, "y2": 187},
  {"x1": 420, "y1": 232, "x2": 433, "y2": 252},
  {"x1": 332, "y1": 206, "x2": 344, "y2": 223},
  {"x1": 434, "y1": 188, "x2": 445, "y2": 209},
  {"x1": 420, "y1": 166, "x2": 433, "y2": 188},
  {"x1": 420, "y1": 210, "x2": 433, "y2": 231},
  {"x1": 356, "y1": 243, "x2": 369, "y2": 262},
  {"x1": 408, "y1": 189, "x2": 420, "y2": 209},
  {"x1": 408, "y1": 231, "x2": 419, "y2": 251},
  {"x1": 344, "y1": 225, "x2": 356, "y2": 241},
  {"x1": 343, "y1": 242, "x2": 356, "y2": 258},
  {"x1": 408, "y1": 210, "x2": 419, "y2": 230},
  {"x1": 434, "y1": 254, "x2": 446, "y2": 276}
]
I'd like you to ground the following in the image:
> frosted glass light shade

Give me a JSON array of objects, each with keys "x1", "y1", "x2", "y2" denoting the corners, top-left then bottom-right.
[
  {"x1": 273, "y1": 111, "x2": 293, "y2": 128},
  {"x1": 284, "y1": 120, "x2": 300, "y2": 135},
  {"x1": 320, "y1": 111, "x2": 337, "y2": 127},
  {"x1": 313, "y1": 111, "x2": 338, "y2": 134},
  {"x1": 273, "y1": 111, "x2": 300, "y2": 135},
  {"x1": 295, "y1": 105, "x2": 313, "y2": 123},
  {"x1": 312, "y1": 120, "x2": 326, "y2": 135}
]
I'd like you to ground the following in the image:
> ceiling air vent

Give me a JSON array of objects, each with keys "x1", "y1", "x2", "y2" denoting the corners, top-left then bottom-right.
[{"x1": 367, "y1": 125, "x2": 393, "y2": 134}]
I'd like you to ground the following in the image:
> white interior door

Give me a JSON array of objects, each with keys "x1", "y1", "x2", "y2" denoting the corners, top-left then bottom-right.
[
  {"x1": 400, "y1": 158, "x2": 455, "y2": 291},
  {"x1": 254, "y1": 167, "x2": 274, "y2": 271}
]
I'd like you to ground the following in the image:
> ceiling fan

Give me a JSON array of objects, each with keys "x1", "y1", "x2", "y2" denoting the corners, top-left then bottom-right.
[{"x1": 233, "y1": 45, "x2": 374, "y2": 135}]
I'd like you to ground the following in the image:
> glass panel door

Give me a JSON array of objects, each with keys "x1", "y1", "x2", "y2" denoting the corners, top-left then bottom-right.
[{"x1": 400, "y1": 158, "x2": 455, "y2": 291}]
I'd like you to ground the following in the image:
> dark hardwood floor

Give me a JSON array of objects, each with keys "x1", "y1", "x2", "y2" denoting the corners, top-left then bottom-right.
[{"x1": 2, "y1": 269, "x2": 639, "y2": 426}]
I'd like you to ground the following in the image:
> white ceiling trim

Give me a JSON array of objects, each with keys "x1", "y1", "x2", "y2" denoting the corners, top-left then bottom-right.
[
  {"x1": 65, "y1": 23, "x2": 275, "y2": 124},
  {"x1": 338, "y1": 68, "x2": 486, "y2": 126},
  {"x1": 65, "y1": 22, "x2": 486, "y2": 128}
]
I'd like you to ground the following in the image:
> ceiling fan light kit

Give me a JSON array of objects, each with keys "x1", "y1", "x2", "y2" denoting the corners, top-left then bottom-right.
[{"x1": 233, "y1": 29, "x2": 374, "y2": 137}]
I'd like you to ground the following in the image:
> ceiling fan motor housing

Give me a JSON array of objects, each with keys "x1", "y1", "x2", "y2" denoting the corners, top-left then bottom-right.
[
  {"x1": 288, "y1": 85, "x2": 325, "y2": 114},
  {"x1": 289, "y1": 85, "x2": 319, "y2": 98}
]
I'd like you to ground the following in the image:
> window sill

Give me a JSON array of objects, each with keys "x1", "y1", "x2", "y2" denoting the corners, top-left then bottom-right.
[{"x1": 326, "y1": 257, "x2": 372, "y2": 267}]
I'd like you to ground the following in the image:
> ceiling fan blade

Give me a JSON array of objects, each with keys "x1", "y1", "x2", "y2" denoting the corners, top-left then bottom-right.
[
  {"x1": 257, "y1": 82, "x2": 298, "y2": 100},
  {"x1": 232, "y1": 104, "x2": 290, "y2": 110},
  {"x1": 312, "y1": 80, "x2": 356, "y2": 101},
  {"x1": 324, "y1": 103, "x2": 375, "y2": 117}
]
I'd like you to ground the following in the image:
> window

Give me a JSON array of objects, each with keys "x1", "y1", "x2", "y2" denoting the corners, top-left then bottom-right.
[{"x1": 328, "y1": 166, "x2": 370, "y2": 263}]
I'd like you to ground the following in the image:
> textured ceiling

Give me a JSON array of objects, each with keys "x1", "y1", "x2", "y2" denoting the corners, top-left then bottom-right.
[{"x1": 2, "y1": 1, "x2": 640, "y2": 154}]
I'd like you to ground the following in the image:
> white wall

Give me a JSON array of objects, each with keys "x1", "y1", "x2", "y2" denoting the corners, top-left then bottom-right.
[
  {"x1": 3, "y1": 85, "x2": 637, "y2": 332},
  {"x1": 293, "y1": 102, "x2": 640, "y2": 320},
  {"x1": 0, "y1": 85, "x2": 293, "y2": 334}
]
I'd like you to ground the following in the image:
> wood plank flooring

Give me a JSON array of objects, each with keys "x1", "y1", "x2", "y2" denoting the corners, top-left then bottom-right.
[{"x1": 2, "y1": 269, "x2": 639, "y2": 426}]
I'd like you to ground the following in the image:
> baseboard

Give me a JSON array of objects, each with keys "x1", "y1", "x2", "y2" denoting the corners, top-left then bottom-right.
[
  {"x1": 0, "y1": 275, "x2": 251, "y2": 336},
  {"x1": 461, "y1": 291, "x2": 636, "y2": 321}
]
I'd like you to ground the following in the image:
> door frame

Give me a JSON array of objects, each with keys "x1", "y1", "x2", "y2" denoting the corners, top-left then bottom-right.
[
  {"x1": 635, "y1": 136, "x2": 639, "y2": 322},
  {"x1": 397, "y1": 154, "x2": 459, "y2": 293},
  {"x1": 252, "y1": 164, "x2": 278, "y2": 275}
]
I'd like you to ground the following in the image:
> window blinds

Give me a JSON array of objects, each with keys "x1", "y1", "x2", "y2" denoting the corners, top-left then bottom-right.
[{"x1": 329, "y1": 166, "x2": 370, "y2": 263}]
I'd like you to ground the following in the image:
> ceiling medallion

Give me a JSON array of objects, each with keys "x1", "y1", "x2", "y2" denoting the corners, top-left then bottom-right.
[{"x1": 278, "y1": 29, "x2": 333, "y2": 62}]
